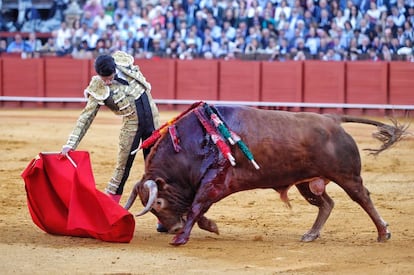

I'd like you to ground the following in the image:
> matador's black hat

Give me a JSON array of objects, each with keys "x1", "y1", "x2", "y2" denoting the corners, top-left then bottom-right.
[{"x1": 95, "y1": 55, "x2": 116, "y2": 76}]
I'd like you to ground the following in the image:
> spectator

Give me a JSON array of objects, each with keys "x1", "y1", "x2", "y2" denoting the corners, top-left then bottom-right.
[
  {"x1": 165, "y1": 39, "x2": 179, "y2": 58},
  {"x1": 385, "y1": 15, "x2": 399, "y2": 38},
  {"x1": 113, "y1": 0, "x2": 128, "y2": 19},
  {"x1": 92, "y1": 38, "x2": 110, "y2": 57},
  {"x1": 72, "y1": 39, "x2": 94, "y2": 59},
  {"x1": 293, "y1": 50, "x2": 307, "y2": 60},
  {"x1": 348, "y1": 48, "x2": 360, "y2": 61},
  {"x1": 260, "y1": 27, "x2": 273, "y2": 49},
  {"x1": 294, "y1": 37, "x2": 311, "y2": 54},
  {"x1": 55, "y1": 21, "x2": 73, "y2": 50},
  {"x1": 367, "y1": 47, "x2": 379, "y2": 61},
  {"x1": 0, "y1": 39, "x2": 8, "y2": 54},
  {"x1": 139, "y1": 25, "x2": 154, "y2": 53},
  {"x1": 322, "y1": 48, "x2": 342, "y2": 61},
  {"x1": 357, "y1": 36, "x2": 372, "y2": 54},
  {"x1": 232, "y1": 31, "x2": 246, "y2": 53},
  {"x1": 83, "y1": 0, "x2": 104, "y2": 18},
  {"x1": 359, "y1": 18, "x2": 372, "y2": 37},
  {"x1": 342, "y1": 0, "x2": 353, "y2": 18},
  {"x1": 262, "y1": 8, "x2": 276, "y2": 30},
  {"x1": 319, "y1": 9, "x2": 331, "y2": 32},
  {"x1": 381, "y1": 44, "x2": 393, "y2": 61},
  {"x1": 56, "y1": 38, "x2": 74, "y2": 57},
  {"x1": 81, "y1": 10, "x2": 95, "y2": 28},
  {"x1": 222, "y1": 20, "x2": 236, "y2": 41},
  {"x1": 389, "y1": 37, "x2": 402, "y2": 54},
  {"x1": 275, "y1": 11, "x2": 288, "y2": 31},
  {"x1": 207, "y1": 0, "x2": 225, "y2": 25},
  {"x1": 187, "y1": 25, "x2": 203, "y2": 52},
  {"x1": 402, "y1": 21, "x2": 413, "y2": 43},
  {"x1": 303, "y1": 10, "x2": 316, "y2": 31},
  {"x1": 152, "y1": 38, "x2": 166, "y2": 58},
  {"x1": 183, "y1": 0, "x2": 199, "y2": 27},
  {"x1": 124, "y1": 29, "x2": 136, "y2": 52},
  {"x1": 6, "y1": 34, "x2": 32, "y2": 53},
  {"x1": 27, "y1": 32, "x2": 42, "y2": 53},
  {"x1": 244, "y1": 37, "x2": 260, "y2": 54},
  {"x1": 319, "y1": 0, "x2": 331, "y2": 19},
  {"x1": 366, "y1": 2, "x2": 381, "y2": 24},
  {"x1": 150, "y1": 6, "x2": 166, "y2": 28},
  {"x1": 40, "y1": 37, "x2": 58, "y2": 55},
  {"x1": 305, "y1": 26, "x2": 320, "y2": 57},
  {"x1": 207, "y1": 16, "x2": 222, "y2": 42},
  {"x1": 306, "y1": 0, "x2": 321, "y2": 23},
  {"x1": 194, "y1": 10, "x2": 208, "y2": 36},
  {"x1": 82, "y1": 26, "x2": 100, "y2": 49},
  {"x1": 348, "y1": 5, "x2": 363, "y2": 30},
  {"x1": 274, "y1": 0, "x2": 291, "y2": 22},
  {"x1": 357, "y1": 0, "x2": 369, "y2": 14},
  {"x1": 262, "y1": 36, "x2": 279, "y2": 55},
  {"x1": 247, "y1": 0, "x2": 263, "y2": 20},
  {"x1": 93, "y1": 9, "x2": 114, "y2": 33},
  {"x1": 247, "y1": 8, "x2": 264, "y2": 29},
  {"x1": 182, "y1": 38, "x2": 199, "y2": 59},
  {"x1": 333, "y1": 9, "x2": 348, "y2": 30}
]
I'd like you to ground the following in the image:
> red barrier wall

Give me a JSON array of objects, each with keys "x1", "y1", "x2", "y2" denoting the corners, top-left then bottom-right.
[
  {"x1": 45, "y1": 58, "x2": 90, "y2": 97},
  {"x1": 44, "y1": 57, "x2": 90, "y2": 108},
  {"x1": 2, "y1": 58, "x2": 44, "y2": 97},
  {"x1": 219, "y1": 60, "x2": 261, "y2": 101},
  {"x1": 175, "y1": 60, "x2": 218, "y2": 100},
  {"x1": 2, "y1": 57, "x2": 44, "y2": 107},
  {"x1": 261, "y1": 61, "x2": 303, "y2": 103},
  {"x1": 346, "y1": 62, "x2": 388, "y2": 115},
  {"x1": 303, "y1": 61, "x2": 346, "y2": 113},
  {"x1": 389, "y1": 62, "x2": 414, "y2": 105},
  {"x1": 1, "y1": 58, "x2": 413, "y2": 114},
  {"x1": 139, "y1": 59, "x2": 176, "y2": 100}
]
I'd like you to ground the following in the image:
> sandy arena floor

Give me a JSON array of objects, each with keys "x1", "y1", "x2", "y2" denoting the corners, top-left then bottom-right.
[{"x1": 0, "y1": 108, "x2": 413, "y2": 274}]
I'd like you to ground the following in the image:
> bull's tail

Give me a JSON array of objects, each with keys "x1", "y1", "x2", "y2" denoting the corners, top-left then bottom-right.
[
  {"x1": 329, "y1": 114, "x2": 410, "y2": 155},
  {"x1": 124, "y1": 186, "x2": 138, "y2": 210}
]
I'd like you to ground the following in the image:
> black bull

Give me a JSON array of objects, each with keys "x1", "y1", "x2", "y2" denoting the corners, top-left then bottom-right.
[{"x1": 125, "y1": 105, "x2": 407, "y2": 246}]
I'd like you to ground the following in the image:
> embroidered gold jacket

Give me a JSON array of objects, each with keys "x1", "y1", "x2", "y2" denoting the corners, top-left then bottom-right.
[{"x1": 65, "y1": 51, "x2": 159, "y2": 150}]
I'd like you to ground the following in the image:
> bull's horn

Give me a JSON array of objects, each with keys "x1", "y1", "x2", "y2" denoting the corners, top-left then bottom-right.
[{"x1": 136, "y1": 180, "x2": 158, "y2": 217}]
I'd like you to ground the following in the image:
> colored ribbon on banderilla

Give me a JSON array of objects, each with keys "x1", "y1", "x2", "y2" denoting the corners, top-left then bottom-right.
[
  {"x1": 194, "y1": 107, "x2": 236, "y2": 166},
  {"x1": 203, "y1": 103, "x2": 260, "y2": 170},
  {"x1": 131, "y1": 101, "x2": 204, "y2": 155}
]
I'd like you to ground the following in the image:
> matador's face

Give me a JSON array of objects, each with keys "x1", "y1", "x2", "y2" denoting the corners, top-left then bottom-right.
[{"x1": 99, "y1": 73, "x2": 115, "y2": 86}]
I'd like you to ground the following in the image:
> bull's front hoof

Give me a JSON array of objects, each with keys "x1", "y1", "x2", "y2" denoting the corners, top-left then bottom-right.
[
  {"x1": 170, "y1": 234, "x2": 189, "y2": 246},
  {"x1": 301, "y1": 231, "x2": 320, "y2": 242},
  {"x1": 377, "y1": 232, "x2": 391, "y2": 242}
]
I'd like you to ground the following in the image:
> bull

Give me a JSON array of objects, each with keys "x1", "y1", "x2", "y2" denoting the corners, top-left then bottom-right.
[{"x1": 125, "y1": 103, "x2": 407, "y2": 246}]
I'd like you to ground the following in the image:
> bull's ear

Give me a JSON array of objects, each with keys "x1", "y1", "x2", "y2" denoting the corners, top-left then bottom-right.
[{"x1": 155, "y1": 177, "x2": 167, "y2": 191}]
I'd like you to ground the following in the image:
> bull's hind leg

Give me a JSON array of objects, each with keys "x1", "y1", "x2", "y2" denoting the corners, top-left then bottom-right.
[
  {"x1": 339, "y1": 176, "x2": 391, "y2": 242},
  {"x1": 295, "y1": 182, "x2": 335, "y2": 242}
]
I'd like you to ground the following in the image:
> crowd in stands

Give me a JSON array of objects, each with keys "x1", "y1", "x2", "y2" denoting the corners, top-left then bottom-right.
[{"x1": 0, "y1": 0, "x2": 413, "y2": 61}]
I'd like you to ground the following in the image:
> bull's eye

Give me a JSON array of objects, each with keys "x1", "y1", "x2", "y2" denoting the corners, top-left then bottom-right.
[{"x1": 153, "y1": 198, "x2": 166, "y2": 211}]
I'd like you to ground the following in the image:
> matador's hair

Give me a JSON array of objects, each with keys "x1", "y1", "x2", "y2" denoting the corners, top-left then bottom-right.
[{"x1": 94, "y1": 55, "x2": 116, "y2": 76}]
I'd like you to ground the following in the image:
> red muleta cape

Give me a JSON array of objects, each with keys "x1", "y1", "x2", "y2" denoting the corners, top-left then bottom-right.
[{"x1": 21, "y1": 151, "x2": 135, "y2": 243}]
